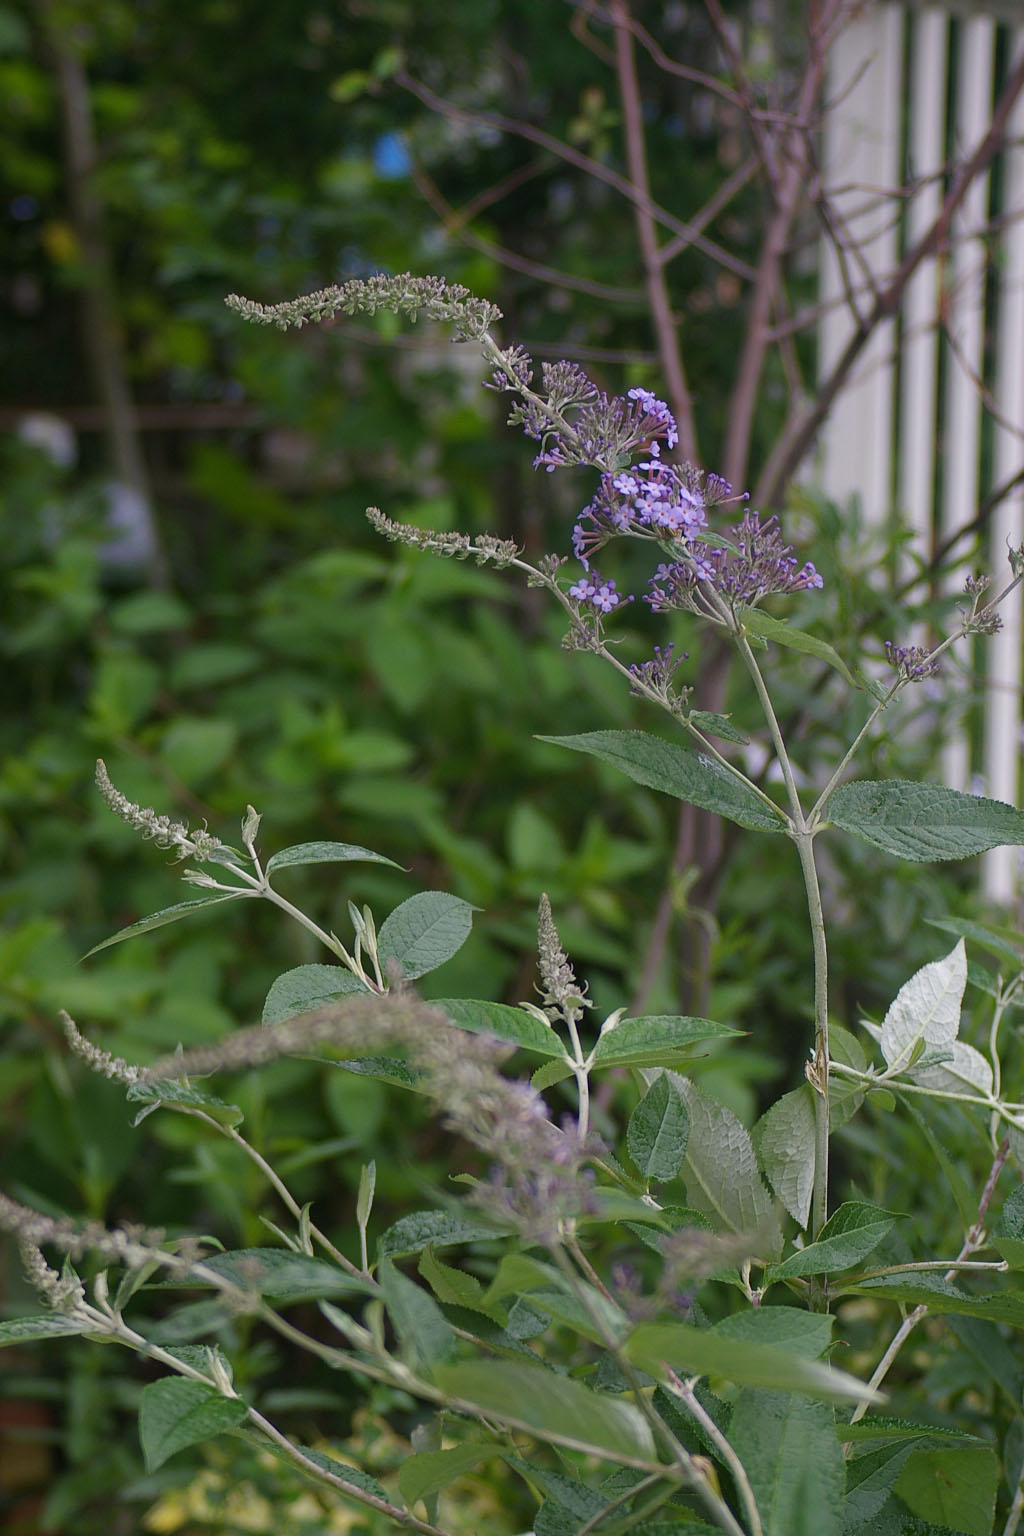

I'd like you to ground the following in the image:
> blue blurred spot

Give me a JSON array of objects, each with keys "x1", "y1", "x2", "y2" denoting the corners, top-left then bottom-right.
[
  {"x1": 373, "y1": 132, "x2": 411, "y2": 180},
  {"x1": 11, "y1": 194, "x2": 38, "y2": 221}
]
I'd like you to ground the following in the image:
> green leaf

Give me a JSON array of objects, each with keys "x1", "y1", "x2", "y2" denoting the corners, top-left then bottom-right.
[
  {"x1": 536, "y1": 730, "x2": 786, "y2": 834},
  {"x1": 82, "y1": 894, "x2": 244, "y2": 958},
  {"x1": 329, "y1": 1056, "x2": 425, "y2": 1091},
  {"x1": 288, "y1": 1446, "x2": 388, "y2": 1503},
  {"x1": 531, "y1": 1057, "x2": 574, "y2": 1090},
  {"x1": 262, "y1": 962, "x2": 368, "y2": 1024},
  {"x1": 181, "y1": 1249, "x2": 372, "y2": 1303},
  {"x1": 893, "y1": 1446, "x2": 998, "y2": 1536},
  {"x1": 592, "y1": 1014, "x2": 742, "y2": 1070},
  {"x1": 377, "y1": 892, "x2": 477, "y2": 979},
  {"x1": 687, "y1": 709, "x2": 750, "y2": 744},
  {"x1": 671, "y1": 1076, "x2": 776, "y2": 1240},
  {"x1": 728, "y1": 1391, "x2": 843, "y2": 1536},
  {"x1": 418, "y1": 1246, "x2": 499, "y2": 1318},
  {"x1": 927, "y1": 915, "x2": 1024, "y2": 969},
  {"x1": 838, "y1": 1416, "x2": 988, "y2": 1445},
  {"x1": 712, "y1": 1307, "x2": 833, "y2": 1358},
  {"x1": 879, "y1": 941, "x2": 966, "y2": 1074},
  {"x1": 993, "y1": 1184, "x2": 1024, "y2": 1269},
  {"x1": 125, "y1": 1079, "x2": 243, "y2": 1128},
  {"x1": 826, "y1": 781, "x2": 1024, "y2": 862},
  {"x1": 378, "y1": 1211, "x2": 502, "y2": 1260},
  {"x1": 627, "y1": 1073, "x2": 690, "y2": 1182},
  {"x1": 378, "y1": 1258, "x2": 456, "y2": 1371},
  {"x1": 265, "y1": 840, "x2": 401, "y2": 874},
  {"x1": 742, "y1": 607, "x2": 867, "y2": 692},
  {"x1": 398, "y1": 1441, "x2": 498, "y2": 1508},
  {"x1": 434, "y1": 998, "x2": 562, "y2": 1057},
  {"x1": 752, "y1": 1085, "x2": 816, "y2": 1229},
  {"x1": 845, "y1": 1275, "x2": 1024, "y2": 1327},
  {"x1": 768, "y1": 1202, "x2": 900, "y2": 1281},
  {"x1": 624, "y1": 1321, "x2": 875, "y2": 1402},
  {"x1": 434, "y1": 1359, "x2": 655, "y2": 1459},
  {"x1": 0, "y1": 1315, "x2": 90, "y2": 1346},
  {"x1": 138, "y1": 1377, "x2": 248, "y2": 1472}
]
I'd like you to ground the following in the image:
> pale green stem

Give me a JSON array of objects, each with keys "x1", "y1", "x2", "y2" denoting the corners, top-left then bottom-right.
[
  {"x1": 186, "y1": 1108, "x2": 363, "y2": 1278},
  {"x1": 671, "y1": 1374, "x2": 763, "y2": 1536},
  {"x1": 550, "y1": 1246, "x2": 749, "y2": 1536},
  {"x1": 734, "y1": 632, "x2": 831, "y2": 1248},
  {"x1": 562, "y1": 1011, "x2": 591, "y2": 1141},
  {"x1": 850, "y1": 1258, "x2": 1006, "y2": 1281},
  {"x1": 848, "y1": 1136, "x2": 1010, "y2": 1427},
  {"x1": 1002, "y1": 1471, "x2": 1024, "y2": 1536}
]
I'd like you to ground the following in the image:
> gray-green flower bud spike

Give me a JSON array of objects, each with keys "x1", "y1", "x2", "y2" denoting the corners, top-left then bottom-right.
[
  {"x1": 537, "y1": 893, "x2": 590, "y2": 1022},
  {"x1": 94, "y1": 761, "x2": 239, "y2": 866}
]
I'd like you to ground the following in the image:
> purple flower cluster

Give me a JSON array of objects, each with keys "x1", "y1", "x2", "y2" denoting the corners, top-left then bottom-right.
[
  {"x1": 568, "y1": 570, "x2": 624, "y2": 614},
  {"x1": 572, "y1": 453, "x2": 735, "y2": 570},
  {"x1": 885, "y1": 641, "x2": 939, "y2": 681},
  {"x1": 628, "y1": 643, "x2": 691, "y2": 709},
  {"x1": 646, "y1": 512, "x2": 822, "y2": 614},
  {"x1": 534, "y1": 386, "x2": 681, "y2": 475}
]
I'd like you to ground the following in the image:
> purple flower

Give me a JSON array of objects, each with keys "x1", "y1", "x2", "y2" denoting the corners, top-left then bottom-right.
[
  {"x1": 885, "y1": 640, "x2": 939, "y2": 681},
  {"x1": 569, "y1": 570, "x2": 623, "y2": 613}
]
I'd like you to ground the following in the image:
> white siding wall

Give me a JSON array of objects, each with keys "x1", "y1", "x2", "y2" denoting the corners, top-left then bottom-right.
[{"x1": 819, "y1": 3, "x2": 1024, "y2": 902}]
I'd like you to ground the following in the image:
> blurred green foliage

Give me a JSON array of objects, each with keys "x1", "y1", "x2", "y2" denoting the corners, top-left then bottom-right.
[{"x1": 0, "y1": 0, "x2": 1010, "y2": 1530}]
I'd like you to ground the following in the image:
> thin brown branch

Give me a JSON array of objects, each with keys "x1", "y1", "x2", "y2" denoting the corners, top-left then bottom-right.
[
  {"x1": 754, "y1": 45, "x2": 1024, "y2": 508},
  {"x1": 722, "y1": 1, "x2": 833, "y2": 490},
  {"x1": 609, "y1": 0, "x2": 697, "y2": 459},
  {"x1": 406, "y1": 153, "x2": 645, "y2": 304},
  {"x1": 394, "y1": 68, "x2": 758, "y2": 283}
]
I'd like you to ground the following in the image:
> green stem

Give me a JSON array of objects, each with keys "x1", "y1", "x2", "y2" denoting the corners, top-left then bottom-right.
[{"x1": 735, "y1": 632, "x2": 831, "y2": 1250}]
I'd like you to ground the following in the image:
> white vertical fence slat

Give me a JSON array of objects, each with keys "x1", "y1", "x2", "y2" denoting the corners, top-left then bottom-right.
[
  {"x1": 819, "y1": 2, "x2": 903, "y2": 515},
  {"x1": 981, "y1": 28, "x2": 1024, "y2": 902},
  {"x1": 819, "y1": 2, "x2": 1024, "y2": 905},
  {"x1": 898, "y1": 8, "x2": 948, "y2": 586},
  {"x1": 939, "y1": 15, "x2": 996, "y2": 791}
]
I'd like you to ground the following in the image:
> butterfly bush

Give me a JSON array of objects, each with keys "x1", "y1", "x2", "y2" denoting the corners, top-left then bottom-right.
[{"x1": 10, "y1": 273, "x2": 1024, "y2": 1536}]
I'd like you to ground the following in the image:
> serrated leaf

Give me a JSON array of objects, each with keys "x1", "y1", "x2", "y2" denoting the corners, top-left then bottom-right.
[
  {"x1": 687, "y1": 709, "x2": 750, "y2": 744},
  {"x1": 378, "y1": 1211, "x2": 502, "y2": 1260},
  {"x1": 752, "y1": 1085, "x2": 816, "y2": 1229},
  {"x1": 838, "y1": 1416, "x2": 988, "y2": 1445},
  {"x1": 532, "y1": 1057, "x2": 575, "y2": 1090},
  {"x1": 138, "y1": 1377, "x2": 248, "y2": 1471},
  {"x1": 768, "y1": 1202, "x2": 899, "y2": 1281},
  {"x1": 289, "y1": 1446, "x2": 388, "y2": 1503},
  {"x1": 845, "y1": 1275, "x2": 1024, "y2": 1326},
  {"x1": 398, "y1": 1441, "x2": 498, "y2": 1508},
  {"x1": 265, "y1": 840, "x2": 401, "y2": 874},
  {"x1": 262, "y1": 963, "x2": 368, "y2": 1025},
  {"x1": 627, "y1": 1073, "x2": 689, "y2": 1182},
  {"x1": 592, "y1": 1014, "x2": 741, "y2": 1070},
  {"x1": 0, "y1": 1315, "x2": 91, "y2": 1345},
  {"x1": 827, "y1": 781, "x2": 1024, "y2": 862},
  {"x1": 670, "y1": 1076, "x2": 776, "y2": 1241},
  {"x1": 624, "y1": 1320, "x2": 876, "y2": 1401},
  {"x1": 536, "y1": 730, "x2": 787, "y2": 834},
  {"x1": 729, "y1": 1391, "x2": 843, "y2": 1536},
  {"x1": 434, "y1": 998, "x2": 562, "y2": 1057},
  {"x1": 742, "y1": 607, "x2": 866, "y2": 692},
  {"x1": 894, "y1": 1445, "x2": 998, "y2": 1536},
  {"x1": 418, "y1": 1246, "x2": 499, "y2": 1318},
  {"x1": 880, "y1": 941, "x2": 966, "y2": 1073},
  {"x1": 434, "y1": 1359, "x2": 655, "y2": 1459},
  {"x1": 994, "y1": 1185, "x2": 1024, "y2": 1269},
  {"x1": 378, "y1": 1258, "x2": 456, "y2": 1370},
  {"x1": 180, "y1": 1249, "x2": 372, "y2": 1302},
  {"x1": 125, "y1": 1079, "x2": 242, "y2": 1128},
  {"x1": 712, "y1": 1307, "x2": 833, "y2": 1358},
  {"x1": 377, "y1": 892, "x2": 477, "y2": 979},
  {"x1": 82, "y1": 894, "x2": 244, "y2": 958}
]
